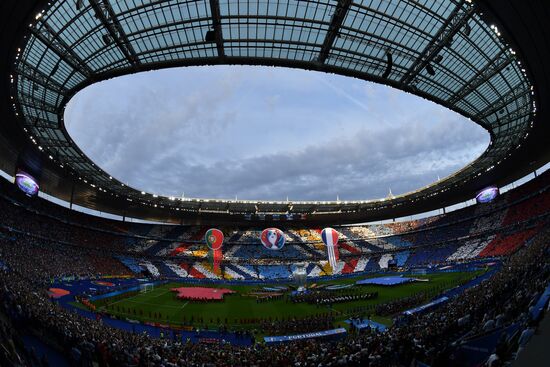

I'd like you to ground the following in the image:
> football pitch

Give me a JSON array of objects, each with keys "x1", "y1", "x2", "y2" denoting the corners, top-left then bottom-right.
[{"x1": 92, "y1": 271, "x2": 483, "y2": 330}]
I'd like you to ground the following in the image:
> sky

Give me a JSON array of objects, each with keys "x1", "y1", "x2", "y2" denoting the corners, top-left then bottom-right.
[{"x1": 64, "y1": 65, "x2": 489, "y2": 201}]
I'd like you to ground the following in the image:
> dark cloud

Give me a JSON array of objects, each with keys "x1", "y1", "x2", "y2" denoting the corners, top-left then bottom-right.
[{"x1": 131, "y1": 118, "x2": 485, "y2": 200}]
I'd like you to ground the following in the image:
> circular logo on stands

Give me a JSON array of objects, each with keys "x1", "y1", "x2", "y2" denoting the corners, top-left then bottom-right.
[
  {"x1": 475, "y1": 186, "x2": 499, "y2": 203},
  {"x1": 260, "y1": 228, "x2": 285, "y2": 250},
  {"x1": 15, "y1": 170, "x2": 39, "y2": 197},
  {"x1": 204, "y1": 228, "x2": 224, "y2": 250}
]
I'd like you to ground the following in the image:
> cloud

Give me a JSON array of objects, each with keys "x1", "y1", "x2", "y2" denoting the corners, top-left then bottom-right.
[{"x1": 65, "y1": 65, "x2": 489, "y2": 201}]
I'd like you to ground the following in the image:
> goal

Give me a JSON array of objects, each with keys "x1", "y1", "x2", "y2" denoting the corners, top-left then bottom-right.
[{"x1": 140, "y1": 283, "x2": 154, "y2": 293}]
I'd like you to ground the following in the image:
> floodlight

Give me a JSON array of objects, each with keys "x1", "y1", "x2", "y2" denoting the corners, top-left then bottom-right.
[
  {"x1": 463, "y1": 23, "x2": 471, "y2": 37},
  {"x1": 102, "y1": 34, "x2": 112, "y2": 46},
  {"x1": 205, "y1": 30, "x2": 216, "y2": 42},
  {"x1": 425, "y1": 63, "x2": 435, "y2": 76}
]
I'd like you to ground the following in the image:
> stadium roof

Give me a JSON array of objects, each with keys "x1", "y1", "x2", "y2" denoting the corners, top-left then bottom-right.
[{"x1": 0, "y1": 0, "x2": 549, "y2": 225}]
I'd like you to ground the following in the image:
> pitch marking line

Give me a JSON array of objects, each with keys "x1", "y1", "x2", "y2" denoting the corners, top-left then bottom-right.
[
  {"x1": 105, "y1": 289, "x2": 172, "y2": 307},
  {"x1": 107, "y1": 293, "x2": 143, "y2": 306},
  {"x1": 119, "y1": 299, "x2": 187, "y2": 308},
  {"x1": 152, "y1": 290, "x2": 171, "y2": 298}
]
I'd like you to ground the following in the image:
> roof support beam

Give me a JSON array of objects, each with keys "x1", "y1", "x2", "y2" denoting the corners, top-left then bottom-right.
[
  {"x1": 15, "y1": 60, "x2": 69, "y2": 95},
  {"x1": 18, "y1": 92, "x2": 58, "y2": 114},
  {"x1": 208, "y1": 0, "x2": 225, "y2": 57},
  {"x1": 58, "y1": 155, "x2": 88, "y2": 164},
  {"x1": 477, "y1": 83, "x2": 530, "y2": 120},
  {"x1": 447, "y1": 48, "x2": 513, "y2": 105},
  {"x1": 317, "y1": 0, "x2": 352, "y2": 64},
  {"x1": 400, "y1": 1, "x2": 476, "y2": 85},
  {"x1": 41, "y1": 137, "x2": 73, "y2": 148},
  {"x1": 26, "y1": 116, "x2": 59, "y2": 129},
  {"x1": 32, "y1": 20, "x2": 95, "y2": 78},
  {"x1": 494, "y1": 104, "x2": 531, "y2": 129},
  {"x1": 89, "y1": 0, "x2": 141, "y2": 67},
  {"x1": 75, "y1": 168, "x2": 104, "y2": 177}
]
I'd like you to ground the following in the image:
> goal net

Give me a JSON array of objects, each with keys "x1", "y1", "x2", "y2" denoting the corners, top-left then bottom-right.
[{"x1": 140, "y1": 283, "x2": 154, "y2": 293}]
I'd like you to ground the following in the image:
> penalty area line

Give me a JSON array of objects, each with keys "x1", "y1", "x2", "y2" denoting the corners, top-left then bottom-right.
[
  {"x1": 152, "y1": 290, "x2": 171, "y2": 298},
  {"x1": 106, "y1": 293, "x2": 143, "y2": 306},
  {"x1": 120, "y1": 299, "x2": 187, "y2": 308}
]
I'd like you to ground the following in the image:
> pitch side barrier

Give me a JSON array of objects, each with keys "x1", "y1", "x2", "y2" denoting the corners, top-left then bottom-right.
[
  {"x1": 403, "y1": 296, "x2": 450, "y2": 316},
  {"x1": 264, "y1": 328, "x2": 347, "y2": 344},
  {"x1": 346, "y1": 319, "x2": 387, "y2": 332}
]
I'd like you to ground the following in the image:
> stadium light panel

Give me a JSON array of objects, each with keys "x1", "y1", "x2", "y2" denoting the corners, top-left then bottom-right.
[
  {"x1": 425, "y1": 63, "x2": 436, "y2": 76},
  {"x1": 205, "y1": 30, "x2": 216, "y2": 43},
  {"x1": 102, "y1": 34, "x2": 112, "y2": 46},
  {"x1": 382, "y1": 51, "x2": 393, "y2": 79},
  {"x1": 463, "y1": 23, "x2": 471, "y2": 37}
]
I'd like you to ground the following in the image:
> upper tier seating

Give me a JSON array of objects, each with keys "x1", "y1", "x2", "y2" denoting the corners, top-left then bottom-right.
[{"x1": 0, "y1": 169, "x2": 548, "y2": 281}]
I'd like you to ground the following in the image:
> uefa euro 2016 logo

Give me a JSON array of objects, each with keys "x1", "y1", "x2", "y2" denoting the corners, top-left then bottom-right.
[{"x1": 260, "y1": 228, "x2": 285, "y2": 250}]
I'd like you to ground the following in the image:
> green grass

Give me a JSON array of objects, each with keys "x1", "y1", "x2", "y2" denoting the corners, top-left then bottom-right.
[{"x1": 91, "y1": 271, "x2": 483, "y2": 332}]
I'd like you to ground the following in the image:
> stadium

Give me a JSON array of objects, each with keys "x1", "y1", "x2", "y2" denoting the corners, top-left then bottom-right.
[{"x1": 0, "y1": 0, "x2": 549, "y2": 366}]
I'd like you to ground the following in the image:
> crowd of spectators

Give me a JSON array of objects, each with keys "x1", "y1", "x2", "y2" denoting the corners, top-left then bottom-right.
[
  {"x1": 0, "y1": 230, "x2": 129, "y2": 281},
  {"x1": 375, "y1": 292, "x2": 429, "y2": 316},
  {"x1": 0, "y1": 194, "x2": 128, "y2": 253},
  {"x1": 259, "y1": 315, "x2": 335, "y2": 336},
  {"x1": 0, "y1": 171, "x2": 549, "y2": 365},
  {"x1": 1, "y1": 171, "x2": 549, "y2": 262},
  {"x1": 0, "y1": 224, "x2": 547, "y2": 366}
]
